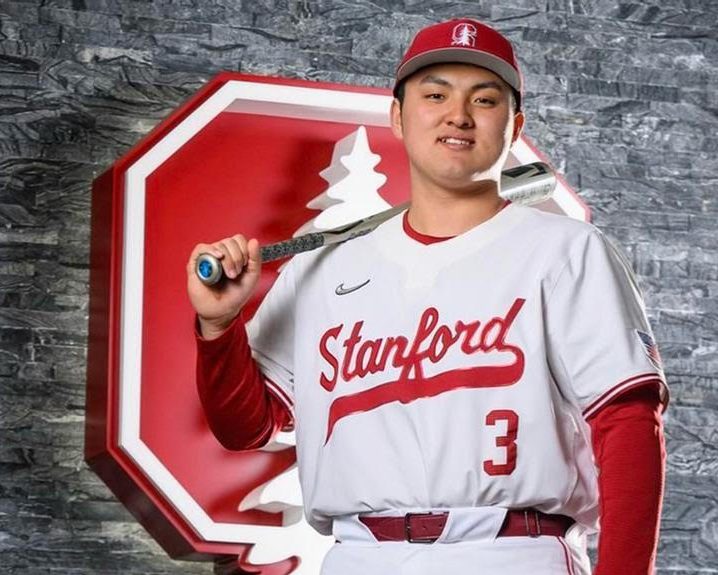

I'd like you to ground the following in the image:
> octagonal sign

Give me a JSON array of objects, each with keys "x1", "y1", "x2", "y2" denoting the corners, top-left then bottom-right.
[{"x1": 85, "y1": 72, "x2": 589, "y2": 574}]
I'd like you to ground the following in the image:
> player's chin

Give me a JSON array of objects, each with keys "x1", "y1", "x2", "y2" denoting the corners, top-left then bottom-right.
[
  {"x1": 434, "y1": 171, "x2": 497, "y2": 194},
  {"x1": 440, "y1": 157, "x2": 492, "y2": 178},
  {"x1": 469, "y1": 149, "x2": 512, "y2": 182},
  {"x1": 470, "y1": 164, "x2": 504, "y2": 184},
  {"x1": 442, "y1": 161, "x2": 500, "y2": 185}
]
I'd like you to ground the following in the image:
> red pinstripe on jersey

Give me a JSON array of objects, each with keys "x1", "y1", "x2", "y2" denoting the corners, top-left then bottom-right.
[
  {"x1": 264, "y1": 376, "x2": 295, "y2": 415},
  {"x1": 583, "y1": 372, "x2": 666, "y2": 420},
  {"x1": 557, "y1": 536, "x2": 576, "y2": 575}
]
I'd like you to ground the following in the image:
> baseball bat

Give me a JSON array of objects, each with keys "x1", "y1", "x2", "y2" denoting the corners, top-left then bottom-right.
[{"x1": 195, "y1": 161, "x2": 556, "y2": 286}]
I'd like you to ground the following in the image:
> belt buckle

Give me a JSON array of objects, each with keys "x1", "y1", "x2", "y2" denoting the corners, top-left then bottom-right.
[
  {"x1": 404, "y1": 512, "x2": 440, "y2": 544},
  {"x1": 524, "y1": 509, "x2": 542, "y2": 538}
]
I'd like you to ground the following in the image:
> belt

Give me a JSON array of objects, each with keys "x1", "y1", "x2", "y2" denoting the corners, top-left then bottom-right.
[{"x1": 359, "y1": 508, "x2": 575, "y2": 543}]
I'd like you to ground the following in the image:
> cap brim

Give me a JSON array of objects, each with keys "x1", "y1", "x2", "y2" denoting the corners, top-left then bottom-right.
[{"x1": 395, "y1": 47, "x2": 521, "y2": 93}]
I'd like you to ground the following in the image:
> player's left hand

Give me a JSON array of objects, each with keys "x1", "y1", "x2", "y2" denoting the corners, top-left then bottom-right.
[{"x1": 186, "y1": 235, "x2": 262, "y2": 340}]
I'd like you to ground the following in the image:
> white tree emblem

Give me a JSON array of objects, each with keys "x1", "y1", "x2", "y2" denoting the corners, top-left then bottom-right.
[
  {"x1": 451, "y1": 23, "x2": 477, "y2": 47},
  {"x1": 294, "y1": 125, "x2": 390, "y2": 236}
]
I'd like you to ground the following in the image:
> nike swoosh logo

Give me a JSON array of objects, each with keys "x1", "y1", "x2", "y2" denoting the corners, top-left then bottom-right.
[{"x1": 335, "y1": 279, "x2": 371, "y2": 296}]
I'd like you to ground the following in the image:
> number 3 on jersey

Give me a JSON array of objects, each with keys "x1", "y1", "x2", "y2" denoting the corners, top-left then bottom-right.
[{"x1": 483, "y1": 409, "x2": 519, "y2": 476}]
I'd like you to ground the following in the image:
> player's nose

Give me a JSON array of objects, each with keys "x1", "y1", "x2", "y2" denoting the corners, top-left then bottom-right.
[{"x1": 444, "y1": 97, "x2": 474, "y2": 129}]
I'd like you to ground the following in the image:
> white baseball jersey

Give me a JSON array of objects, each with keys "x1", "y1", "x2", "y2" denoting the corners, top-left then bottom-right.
[{"x1": 247, "y1": 202, "x2": 668, "y2": 570}]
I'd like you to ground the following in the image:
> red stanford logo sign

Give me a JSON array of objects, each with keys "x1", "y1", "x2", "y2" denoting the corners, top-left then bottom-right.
[{"x1": 85, "y1": 72, "x2": 588, "y2": 574}]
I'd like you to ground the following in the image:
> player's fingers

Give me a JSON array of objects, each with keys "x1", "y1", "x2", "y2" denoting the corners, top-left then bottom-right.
[
  {"x1": 245, "y1": 238, "x2": 262, "y2": 276},
  {"x1": 220, "y1": 235, "x2": 248, "y2": 279},
  {"x1": 230, "y1": 234, "x2": 250, "y2": 267},
  {"x1": 223, "y1": 241, "x2": 243, "y2": 280},
  {"x1": 212, "y1": 241, "x2": 240, "y2": 279}
]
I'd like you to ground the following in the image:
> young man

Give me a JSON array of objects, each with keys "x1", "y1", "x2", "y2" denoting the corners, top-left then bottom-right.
[{"x1": 187, "y1": 18, "x2": 669, "y2": 575}]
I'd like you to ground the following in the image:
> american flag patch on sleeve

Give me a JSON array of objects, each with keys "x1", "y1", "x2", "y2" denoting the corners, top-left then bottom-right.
[{"x1": 636, "y1": 329, "x2": 663, "y2": 371}]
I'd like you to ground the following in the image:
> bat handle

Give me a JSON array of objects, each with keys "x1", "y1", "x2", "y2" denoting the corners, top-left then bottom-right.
[{"x1": 195, "y1": 233, "x2": 326, "y2": 286}]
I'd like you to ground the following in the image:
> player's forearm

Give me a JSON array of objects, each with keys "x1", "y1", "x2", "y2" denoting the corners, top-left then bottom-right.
[
  {"x1": 195, "y1": 315, "x2": 287, "y2": 450},
  {"x1": 589, "y1": 385, "x2": 666, "y2": 575}
]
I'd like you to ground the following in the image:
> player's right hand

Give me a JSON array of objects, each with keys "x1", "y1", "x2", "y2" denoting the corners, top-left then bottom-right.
[{"x1": 187, "y1": 235, "x2": 262, "y2": 340}]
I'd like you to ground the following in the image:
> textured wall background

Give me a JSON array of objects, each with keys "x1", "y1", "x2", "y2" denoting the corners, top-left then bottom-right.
[{"x1": 0, "y1": 0, "x2": 716, "y2": 573}]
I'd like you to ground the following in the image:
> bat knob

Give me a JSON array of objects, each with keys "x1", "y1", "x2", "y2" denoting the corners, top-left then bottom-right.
[{"x1": 196, "y1": 253, "x2": 223, "y2": 286}]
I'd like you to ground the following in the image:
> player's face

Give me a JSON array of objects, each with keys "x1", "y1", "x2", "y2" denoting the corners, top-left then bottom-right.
[{"x1": 390, "y1": 63, "x2": 524, "y2": 194}]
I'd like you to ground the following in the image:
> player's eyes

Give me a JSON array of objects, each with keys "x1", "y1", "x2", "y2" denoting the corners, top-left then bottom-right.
[
  {"x1": 474, "y1": 96, "x2": 497, "y2": 105},
  {"x1": 424, "y1": 92, "x2": 445, "y2": 100}
]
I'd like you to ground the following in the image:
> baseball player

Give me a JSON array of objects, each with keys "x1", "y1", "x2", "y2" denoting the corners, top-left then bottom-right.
[{"x1": 187, "y1": 18, "x2": 669, "y2": 575}]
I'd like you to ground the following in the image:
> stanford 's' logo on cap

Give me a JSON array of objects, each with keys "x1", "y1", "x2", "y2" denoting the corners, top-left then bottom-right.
[{"x1": 452, "y1": 22, "x2": 477, "y2": 47}]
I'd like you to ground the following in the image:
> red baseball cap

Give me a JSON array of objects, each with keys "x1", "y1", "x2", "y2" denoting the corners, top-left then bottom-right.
[{"x1": 394, "y1": 18, "x2": 523, "y2": 109}]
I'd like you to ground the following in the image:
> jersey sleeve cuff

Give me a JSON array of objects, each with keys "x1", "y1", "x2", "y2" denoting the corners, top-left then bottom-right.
[
  {"x1": 264, "y1": 374, "x2": 295, "y2": 417},
  {"x1": 194, "y1": 313, "x2": 245, "y2": 349},
  {"x1": 583, "y1": 371, "x2": 669, "y2": 420}
]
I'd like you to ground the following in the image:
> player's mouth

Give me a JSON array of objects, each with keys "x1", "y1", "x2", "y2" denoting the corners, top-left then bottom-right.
[{"x1": 437, "y1": 136, "x2": 474, "y2": 149}]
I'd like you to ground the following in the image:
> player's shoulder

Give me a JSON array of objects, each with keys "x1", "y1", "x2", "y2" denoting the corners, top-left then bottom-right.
[
  {"x1": 507, "y1": 204, "x2": 617, "y2": 269},
  {"x1": 513, "y1": 204, "x2": 635, "y2": 279},
  {"x1": 314, "y1": 209, "x2": 403, "y2": 255},
  {"x1": 513, "y1": 202, "x2": 592, "y2": 232},
  {"x1": 285, "y1": 212, "x2": 399, "y2": 276},
  {"x1": 512, "y1": 203, "x2": 601, "y2": 244}
]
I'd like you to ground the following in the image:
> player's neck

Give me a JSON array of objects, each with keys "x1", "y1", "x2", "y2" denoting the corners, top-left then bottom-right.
[{"x1": 407, "y1": 182, "x2": 507, "y2": 237}]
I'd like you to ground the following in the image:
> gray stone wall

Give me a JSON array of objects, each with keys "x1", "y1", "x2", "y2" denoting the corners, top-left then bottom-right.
[{"x1": 0, "y1": 0, "x2": 716, "y2": 573}]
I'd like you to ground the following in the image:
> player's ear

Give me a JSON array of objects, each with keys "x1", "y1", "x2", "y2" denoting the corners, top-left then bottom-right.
[
  {"x1": 390, "y1": 98, "x2": 404, "y2": 140},
  {"x1": 511, "y1": 111, "x2": 525, "y2": 144}
]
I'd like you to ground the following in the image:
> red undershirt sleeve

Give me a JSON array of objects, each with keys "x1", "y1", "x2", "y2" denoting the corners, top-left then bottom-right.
[
  {"x1": 588, "y1": 384, "x2": 666, "y2": 575},
  {"x1": 195, "y1": 315, "x2": 293, "y2": 451}
]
